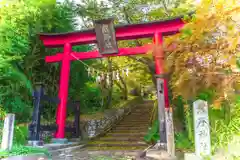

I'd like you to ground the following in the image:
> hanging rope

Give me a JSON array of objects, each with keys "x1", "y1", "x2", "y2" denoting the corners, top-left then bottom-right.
[{"x1": 70, "y1": 53, "x2": 131, "y2": 83}]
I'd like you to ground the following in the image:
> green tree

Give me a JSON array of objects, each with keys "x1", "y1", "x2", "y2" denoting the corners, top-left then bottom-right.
[{"x1": 0, "y1": 0, "x2": 93, "y2": 121}]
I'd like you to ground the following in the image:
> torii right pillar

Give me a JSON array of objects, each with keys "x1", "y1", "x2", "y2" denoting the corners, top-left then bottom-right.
[{"x1": 154, "y1": 32, "x2": 175, "y2": 157}]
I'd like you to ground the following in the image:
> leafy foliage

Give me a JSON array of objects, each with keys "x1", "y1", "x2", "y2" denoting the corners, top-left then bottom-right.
[
  {"x1": 175, "y1": 132, "x2": 193, "y2": 150},
  {"x1": 164, "y1": 0, "x2": 240, "y2": 102},
  {"x1": 13, "y1": 126, "x2": 28, "y2": 145},
  {"x1": 0, "y1": 0, "x2": 98, "y2": 122},
  {"x1": 0, "y1": 115, "x2": 28, "y2": 146},
  {"x1": 0, "y1": 0, "x2": 239, "y2": 156},
  {"x1": 0, "y1": 145, "x2": 51, "y2": 159},
  {"x1": 144, "y1": 119, "x2": 159, "y2": 143},
  {"x1": 211, "y1": 95, "x2": 240, "y2": 152}
]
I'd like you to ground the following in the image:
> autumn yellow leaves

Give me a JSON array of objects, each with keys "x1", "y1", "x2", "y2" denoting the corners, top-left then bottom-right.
[{"x1": 159, "y1": 0, "x2": 240, "y2": 104}]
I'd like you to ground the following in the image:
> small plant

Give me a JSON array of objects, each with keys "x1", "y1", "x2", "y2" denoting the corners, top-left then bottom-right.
[
  {"x1": 14, "y1": 125, "x2": 28, "y2": 145},
  {"x1": 211, "y1": 96, "x2": 240, "y2": 152},
  {"x1": 144, "y1": 120, "x2": 159, "y2": 143},
  {"x1": 0, "y1": 145, "x2": 51, "y2": 159},
  {"x1": 0, "y1": 108, "x2": 6, "y2": 144},
  {"x1": 43, "y1": 134, "x2": 52, "y2": 143},
  {"x1": 175, "y1": 132, "x2": 193, "y2": 150},
  {"x1": 149, "y1": 100, "x2": 158, "y2": 126},
  {"x1": 183, "y1": 103, "x2": 194, "y2": 143}
]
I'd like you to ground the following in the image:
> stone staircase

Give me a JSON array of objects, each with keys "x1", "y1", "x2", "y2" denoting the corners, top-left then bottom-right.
[{"x1": 87, "y1": 101, "x2": 153, "y2": 153}]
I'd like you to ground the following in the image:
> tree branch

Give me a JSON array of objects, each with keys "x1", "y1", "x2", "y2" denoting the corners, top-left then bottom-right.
[{"x1": 161, "y1": 0, "x2": 170, "y2": 16}]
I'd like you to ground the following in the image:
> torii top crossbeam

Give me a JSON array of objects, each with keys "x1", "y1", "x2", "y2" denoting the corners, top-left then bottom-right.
[
  {"x1": 39, "y1": 15, "x2": 186, "y2": 141},
  {"x1": 40, "y1": 17, "x2": 184, "y2": 47}
]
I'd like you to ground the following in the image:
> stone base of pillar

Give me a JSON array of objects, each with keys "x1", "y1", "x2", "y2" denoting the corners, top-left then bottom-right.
[
  {"x1": 51, "y1": 138, "x2": 68, "y2": 144},
  {"x1": 146, "y1": 148, "x2": 176, "y2": 160},
  {"x1": 153, "y1": 141, "x2": 167, "y2": 150},
  {"x1": 27, "y1": 140, "x2": 44, "y2": 147},
  {"x1": 184, "y1": 153, "x2": 203, "y2": 160}
]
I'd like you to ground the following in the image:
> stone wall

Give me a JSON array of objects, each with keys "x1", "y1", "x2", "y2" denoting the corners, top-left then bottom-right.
[
  {"x1": 36, "y1": 97, "x2": 142, "y2": 142},
  {"x1": 80, "y1": 97, "x2": 142, "y2": 139}
]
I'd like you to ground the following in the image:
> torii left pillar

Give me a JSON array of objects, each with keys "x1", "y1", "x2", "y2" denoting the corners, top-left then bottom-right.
[{"x1": 53, "y1": 43, "x2": 71, "y2": 143}]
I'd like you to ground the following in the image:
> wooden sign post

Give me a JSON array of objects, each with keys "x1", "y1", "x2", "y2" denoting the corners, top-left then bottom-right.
[
  {"x1": 94, "y1": 18, "x2": 119, "y2": 55},
  {"x1": 193, "y1": 100, "x2": 211, "y2": 157},
  {"x1": 1, "y1": 114, "x2": 15, "y2": 151}
]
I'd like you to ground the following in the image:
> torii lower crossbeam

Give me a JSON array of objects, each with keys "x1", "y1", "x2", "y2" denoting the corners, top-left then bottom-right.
[{"x1": 46, "y1": 45, "x2": 151, "y2": 63}]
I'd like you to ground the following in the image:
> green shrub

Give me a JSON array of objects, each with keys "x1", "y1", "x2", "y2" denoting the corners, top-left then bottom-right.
[
  {"x1": 211, "y1": 96, "x2": 240, "y2": 152},
  {"x1": 175, "y1": 132, "x2": 193, "y2": 150},
  {"x1": 14, "y1": 125, "x2": 28, "y2": 145},
  {"x1": 0, "y1": 145, "x2": 51, "y2": 159},
  {"x1": 144, "y1": 120, "x2": 159, "y2": 143},
  {"x1": 0, "y1": 108, "x2": 6, "y2": 144},
  {"x1": 0, "y1": 122, "x2": 28, "y2": 145}
]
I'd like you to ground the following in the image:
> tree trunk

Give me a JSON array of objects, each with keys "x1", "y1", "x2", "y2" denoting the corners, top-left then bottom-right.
[
  {"x1": 119, "y1": 74, "x2": 128, "y2": 100},
  {"x1": 106, "y1": 58, "x2": 113, "y2": 108}
]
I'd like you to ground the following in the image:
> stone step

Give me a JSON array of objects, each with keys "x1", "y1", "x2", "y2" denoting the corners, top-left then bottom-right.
[
  {"x1": 118, "y1": 120, "x2": 149, "y2": 122},
  {"x1": 132, "y1": 110, "x2": 151, "y2": 112},
  {"x1": 87, "y1": 150, "x2": 143, "y2": 157},
  {"x1": 130, "y1": 110, "x2": 151, "y2": 112},
  {"x1": 118, "y1": 122, "x2": 149, "y2": 125},
  {"x1": 113, "y1": 126, "x2": 148, "y2": 129},
  {"x1": 87, "y1": 146, "x2": 147, "y2": 151},
  {"x1": 106, "y1": 132, "x2": 147, "y2": 137},
  {"x1": 129, "y1": 114, "x2": 150, "y2": 116},
  {"x1": 129, "y1": 111, "x2": 151, "y2": 112},
  {"x1": 123, "y1": 117, "x2": 149, "y2": 119},
  {"x1": 116, "y1": 125, "x2": 149, "y2": 128},
  {"x1": 120, "y1": 118, "x2": 149, "y2": 121},
  {"x1": 116, "y1": 124, "x2": 149, "y2": 127},
  {"x1": 88, "y1": 140, "x2": 147, "y2": 145},
  {"x1": 131, "y1": 112, "x2": 151, "y2": 114},
  {"x1": 87, "y1": 143, "x2": 148, "y2": 148},
  {"x1": 128, "y1": 114, "x2": 151, "y2": 116},
  {"x1": 127, "y1": 115, "x2": 151, "y2": 117},
  {"x1": 119, "y1": 121, "x2": 149, "y2": 125},
  {"x1": 110, "y1": 129, "x2": 147, "y2": 133},
  {"x1": 98, "y1": 137, "x2": 145, "y2": 141},
  {"x1": 118, "y1": 120, "x2": 149, "y2": 123},
  {"x1": 132, "y1": 108, "x2": 151, "y2": 110},
  {"x1": 131, "y1": 111, "x2": 151, "y2": 113},
  {"x1": 122, "y1": 117, "x2": 150, "y2": 120},
  {"x1": 120, "y1": 120, "x2": 149, "y2": 123},
  {"x1": 131, "y1": 110, "x2": 151, "y2": 113},
  {"x1": 115, "y1": 126, "x2": 149, "y2": 129},
  {"x1": 119, "y1": 122, "x2": 149, "y2": 125},
  {"x1": 123, "y1": 116, "x2": 150, "y2": 118},
  {"x1": 125, "y1": 114, "x2": 150, "y2": 116},
  {"x1": 113, "y1": 126, "x2": 149, "y2": 130}
]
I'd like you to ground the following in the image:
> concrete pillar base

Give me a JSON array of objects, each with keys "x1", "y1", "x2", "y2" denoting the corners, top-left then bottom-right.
[{"x1": 51, "y1": 138, "x2": 68, "y2": 144}]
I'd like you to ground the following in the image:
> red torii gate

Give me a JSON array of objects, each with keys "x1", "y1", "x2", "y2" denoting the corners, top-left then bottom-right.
[{"x1": 39, "y1": 16, "x2": 185, "y2": 143}]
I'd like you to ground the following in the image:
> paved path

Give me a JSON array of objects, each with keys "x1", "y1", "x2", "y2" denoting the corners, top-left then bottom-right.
[{"x1": 51, "y1": 148, "x2": 137, "y2": 160}]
